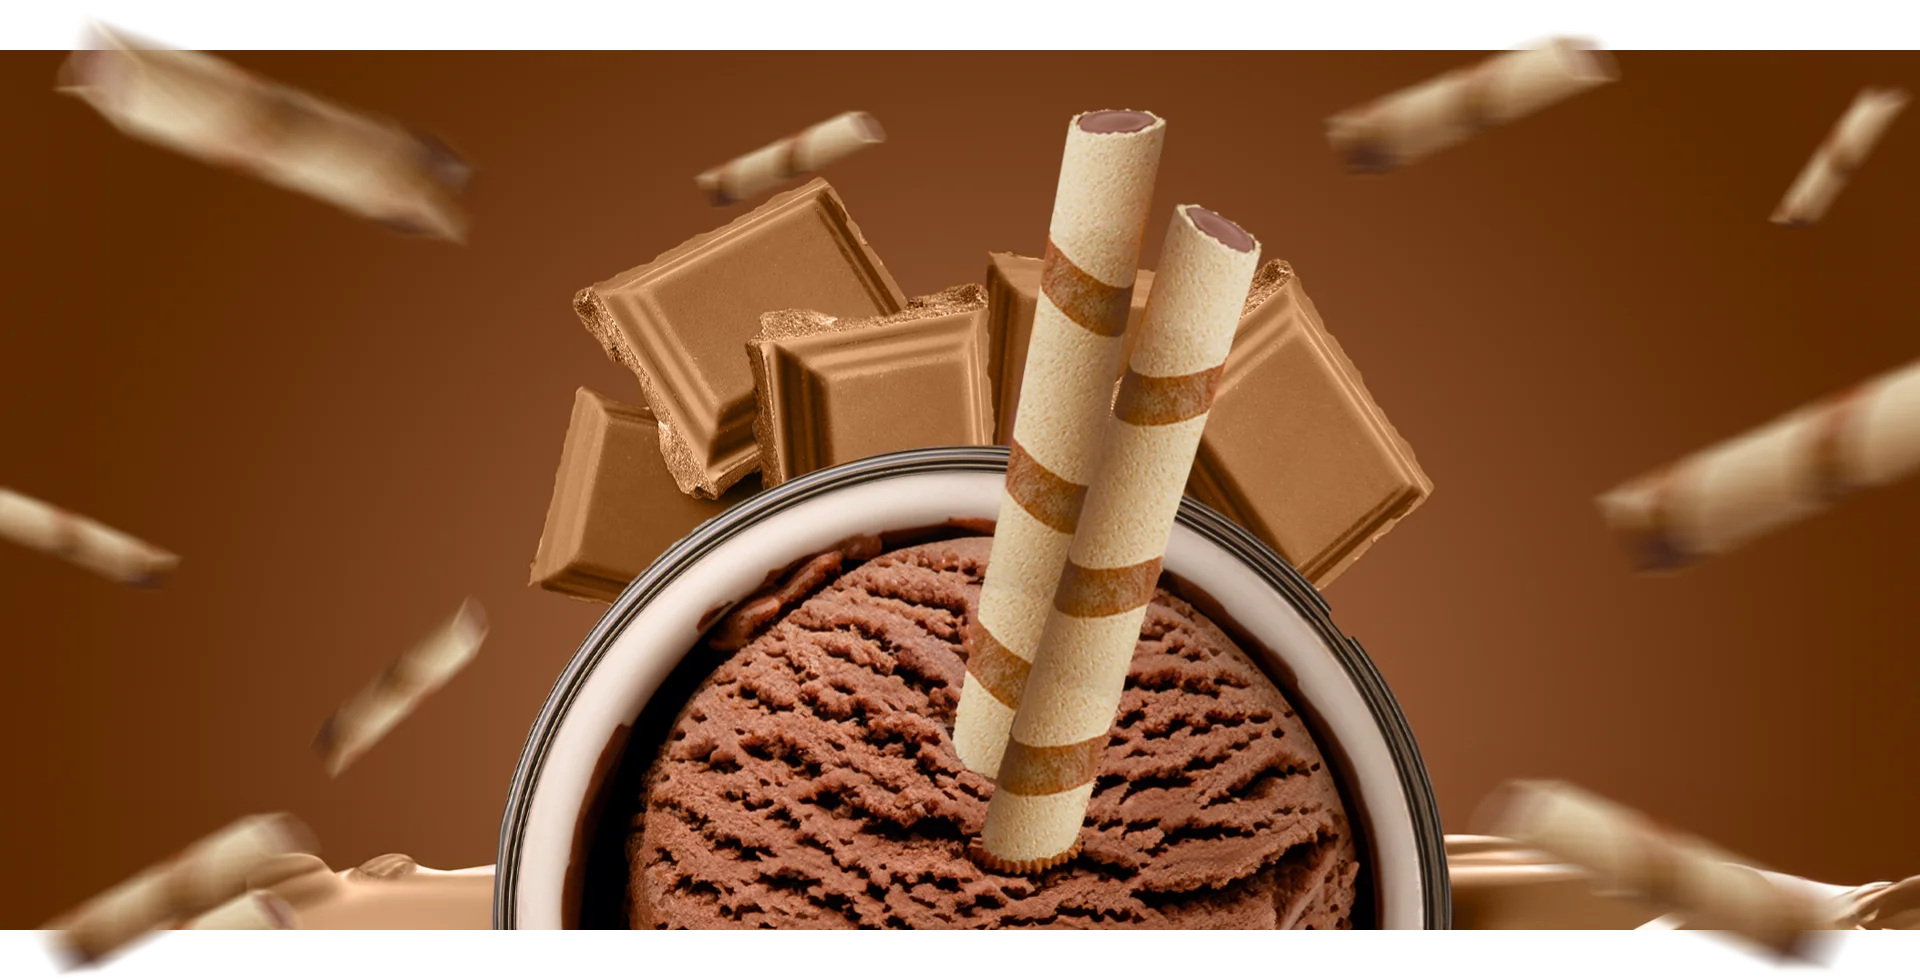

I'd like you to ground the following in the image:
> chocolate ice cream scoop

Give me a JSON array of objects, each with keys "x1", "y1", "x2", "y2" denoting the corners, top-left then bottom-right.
[{"x1": 628, "y1": 536, "x2": 1360, "y2": 928}]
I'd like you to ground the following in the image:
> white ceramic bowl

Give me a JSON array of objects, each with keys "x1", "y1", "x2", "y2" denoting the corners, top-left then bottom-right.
[{"x1": 495, "y1": 446, "x2": 1449, "y2": 928}]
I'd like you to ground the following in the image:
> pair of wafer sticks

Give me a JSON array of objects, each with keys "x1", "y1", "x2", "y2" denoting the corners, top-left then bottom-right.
[
  {"x1": 1597, "y1": 356, "x2": 1920, "y2": 572},
  {"x1": 696, "y1": 110, "x2": 885, "y2": 206},
  {"x1": 0, "y1": 487, "x2": 178, "y2": 586},
  {"x1": 953, "y1": 110, "x2": 1264, "y2": 873},
  {"x1": 1477, "y1": 781, "x2": 1842, "y2": 956},
  {"x1": 47, "y1": 814, "x2": 316, "y2": 965}
]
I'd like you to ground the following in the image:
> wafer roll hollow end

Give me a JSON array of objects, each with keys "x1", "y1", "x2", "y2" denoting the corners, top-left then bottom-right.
[
  {"x1": 1594, "y1": 475, "x2": 1694, "y2": 573},
  {"x1": 1547, "y1": 36, "x2": 1621, "y2": 83},
  {"x1": 1071, "y1": 108, "x2": 1161, "y2": 135},
  {"x1": 453, "y1": 595, "x2": 490, "y2": 640},
  {"x1": 848, "y1": 111, "x2": 886, "y2": 143},
  {"x1": 1326, "y1": 115, "x2": 1399, "y2": 175},
  {"x1": 694, "y1": 169, "x2": 727, "y2": 205}
]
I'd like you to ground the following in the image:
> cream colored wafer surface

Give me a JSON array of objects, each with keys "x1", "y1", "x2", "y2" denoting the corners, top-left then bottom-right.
[
  {"x1": 58, "y1": 30, "x2": 263, "y2": 168},
  {"x1": 954, "y1": 110, "x2": 1165, "y2": 778},
  {"x1": 0, "y1": 487, "x2": 179, "y2": 585},
  {"x1": 1479, "y1": 781, "x2": 1839, "y2": 953},
  {"x1": 52, "y1": 813, "x2": 314, "y2": 964},
  {"x1": 1772, "y1": 88, "x2": 1908, "y2": 226},
  {"x1": 314, "y1": 597, "x2": 488, "y2": 777},
  {"x1": 696, "y1": 110, "x2": 885, "y2": 206},
  {"x1": 979, "y1": 205, "x2": 1259, "y2": 869},
  {"x1": 185, "y1": 890, "x2": 299, "y2": 930},
  {"x1": 60, "y1": 26, "x2": 470, "y2": 241},
  {"x1": 1326, "y1": 38, "x2": 1617, "y2": 172},
  {"x1": 1597, "y1": 356, "x2": 1920, "y2": 571}
]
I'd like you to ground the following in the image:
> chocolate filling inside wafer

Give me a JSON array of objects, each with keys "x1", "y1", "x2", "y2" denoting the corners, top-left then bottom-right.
[
  {"x1": 1078, "y1": 110, "x2": 1158, "y2": 134},
  {"x1": 1186, "y1": 206, "x2": 1256, "y2": 252}
]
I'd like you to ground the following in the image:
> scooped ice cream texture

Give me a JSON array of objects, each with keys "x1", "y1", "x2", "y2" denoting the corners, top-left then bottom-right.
[{"x1": 628, "y1": 536, "x2": 1360, "y2": 928}]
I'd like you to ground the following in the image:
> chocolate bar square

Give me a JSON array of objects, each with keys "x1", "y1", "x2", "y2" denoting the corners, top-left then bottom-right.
[
  {"x1": 1189, "y1": 262, "x2": 1432, "y2": 587},
  {"x1": 530, "y1": 388, "x2": 757, "y2": 603},
  {"x1": 574, "y1": 179, "x2": 906, "y2": 499},
  {"x1": 750, "y1": 285, "x2": 994, "y2": 487}
]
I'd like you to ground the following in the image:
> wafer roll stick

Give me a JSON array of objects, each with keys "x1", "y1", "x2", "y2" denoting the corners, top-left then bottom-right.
[
  {"x1": 952, "y1": 110, "x2": 1166, "y2": 778},
  {"x1": 695, "y1": 111, "x2": 886, "y2": 206},
  {"x1": 313, "y1": 598, "x2": 487, "y2": 777},
  {"x1": 1326, "y1": 38, "x2": 1618, "y2": 173},
  {"x1": 1772, "y1": 88, "x2": 1909, "y2": 227},
  {"x1": 1477, "y1": 781, "x2": 1839, "y2": 955},
  {"x1": 59, "y1": 25, "x2": 472, "y2": 241},
  {"x1": 50, "y1": 813, "x2": 314, "y2": 965},
  {"x1": 1597, "y1": 356, "x2": 1920, "y2": 571},
  {"x1": 0, "y1": 488, "x2": 178, "y2": 586},
  {"x1": 978, "y1": 205, "x2": 1261, "y2": 873}
]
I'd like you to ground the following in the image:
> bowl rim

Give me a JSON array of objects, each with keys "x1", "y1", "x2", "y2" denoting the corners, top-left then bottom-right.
[{"x1": 494, "y1": 445, "x2": 1451, "y2": 928}]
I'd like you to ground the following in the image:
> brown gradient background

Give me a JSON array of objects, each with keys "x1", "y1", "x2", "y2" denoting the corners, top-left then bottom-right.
[{"x1": 4, "y1": 50, "x2": 1920, "y2": 927}]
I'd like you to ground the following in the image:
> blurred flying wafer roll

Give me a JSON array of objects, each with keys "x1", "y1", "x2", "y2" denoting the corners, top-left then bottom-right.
[
  {"x1": 313, "y1": 597, "x2": 488, "y2": 777},
  {"x1": 1772, "y1": 88, "x2": 1909, "y2": 227},
  {"x1": 50, "y1": 813, "x2": 315, "y2": 964},
  {"x1": 0, "y1": 487, "x2": 178, "y2": 586},
  {"x1": 695, "y1": 111, "x2": 886, "y2": 206},
  {"x1": 1476, "y1": 781, "x2": 1839, "y2": 955},
  {"x1": 1326, "y1": 38, "x2": 1618, "y2": 173},
  {"x1": 977, "y1": 205, "x2": 1261, "y2": 873},
  {"x1": 1597, "y1": 357, "x2": 1920, "y2": 571},
  {"x1": 952, "y1": 110, "x2": 1166, "y2": 779},
  {"x1": 59, "y1": 25, "x2": 472, "y2": 241}
]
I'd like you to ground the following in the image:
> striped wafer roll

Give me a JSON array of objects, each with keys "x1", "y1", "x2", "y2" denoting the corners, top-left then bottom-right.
[
  {"x1": 1772, "y1": 88, "x2": 1909, "y2": 227},
  {"x1": 1327, "y1": 38, "x2": 1618, "y2": 173},
  {"x1": 1476, "y1": 781, "x2": 1840, "y2": 955},
  {"x1": 313, "y1": 597, "x2": 488, "y2": 777},
  {"x1": 952, "y1": 110, "x2": 1166, "y2": 778},
  {"x1": 50, "y1": 813, "x2": 315, "y2": 964},
  {"x1": 695, "y1": 110, "x2": 886, "y2": 206},
  {"x1": 977, "y1": 205, "x2": 1261, "y2": 872},
  {"x1": 0, "y1": 487, "x2": 178, "y2": 586},
  {"x1": 1597, "y1": 357, "x2": 1920, "y2": 572}
]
